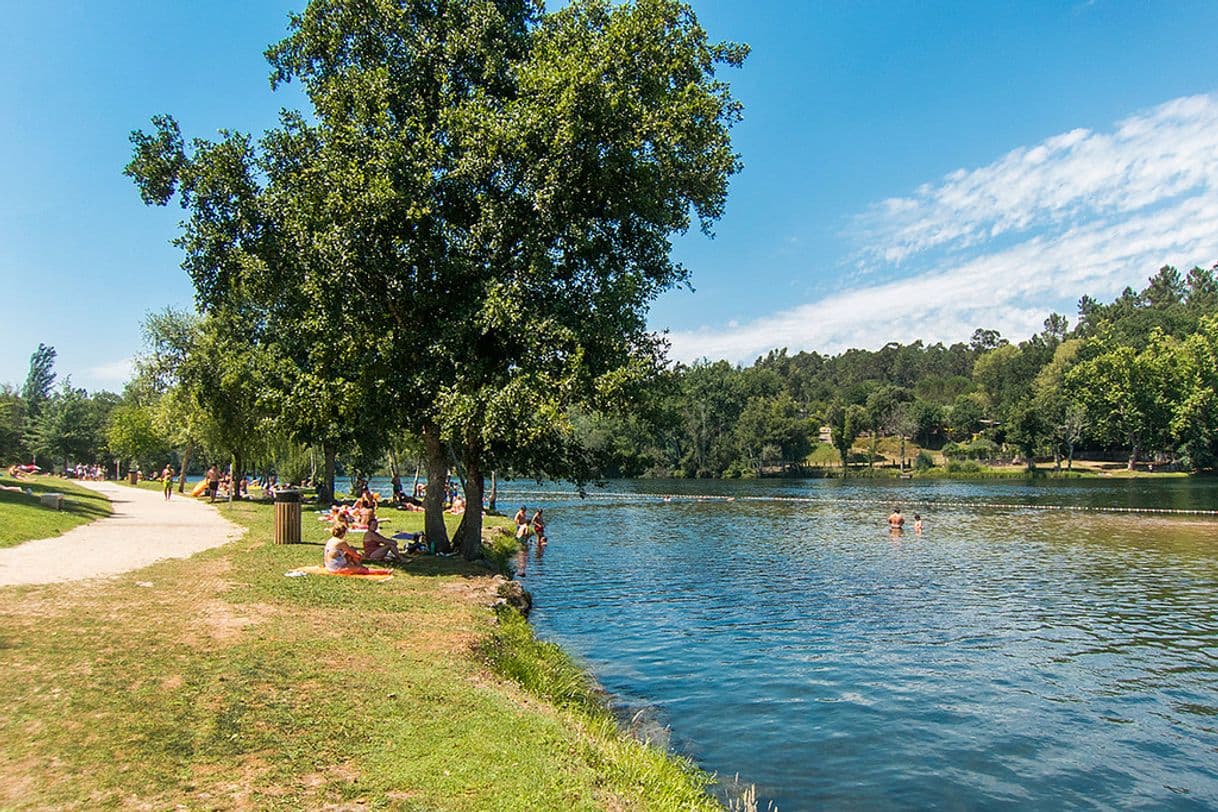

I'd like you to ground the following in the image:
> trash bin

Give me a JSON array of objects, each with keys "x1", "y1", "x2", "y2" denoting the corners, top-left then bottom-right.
[
  {"x1": 128, "y1": 471, "x2": 138, "y2": 485},
  {"x1": 273, "y1": 489, "x2": 302, "y2": 545}
]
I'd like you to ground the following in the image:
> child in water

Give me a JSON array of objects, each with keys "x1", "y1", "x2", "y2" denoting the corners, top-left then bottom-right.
[{"x1": 913, "y1": 514, "x2": 924, "y2": 534}]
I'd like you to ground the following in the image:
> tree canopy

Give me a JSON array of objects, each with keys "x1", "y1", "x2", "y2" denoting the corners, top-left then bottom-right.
[{"x1": 126, "y1": 0, "x2": 747, "y2": 557}]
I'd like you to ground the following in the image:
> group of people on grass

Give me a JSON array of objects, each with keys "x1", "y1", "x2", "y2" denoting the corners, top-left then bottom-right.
[{"x1": 322, "y1": 485, "x2": 429, "y2": 573}]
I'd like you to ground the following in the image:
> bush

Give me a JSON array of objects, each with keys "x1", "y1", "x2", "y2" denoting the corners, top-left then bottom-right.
[
  {"x1": 946, "y1": 459, "x2": 981, "y2": 473},
  {"x1": 945, "y1": 438, "x2": 999, "y2": 460},
  {"x1": 914, "y1": 450, "x2": 934, "y2": 471}
]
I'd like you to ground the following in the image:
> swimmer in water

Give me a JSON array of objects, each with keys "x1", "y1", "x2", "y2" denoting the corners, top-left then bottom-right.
[
  {"x1": 913, "y1": 513, "x2": 924, "y2": 534},
  {"x1": 888, "y1": 507, "x2": 905, "y2": 532}
]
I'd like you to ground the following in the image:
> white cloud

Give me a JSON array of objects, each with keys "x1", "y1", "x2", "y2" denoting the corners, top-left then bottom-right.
[
  {"x1": 669, "y1": 93, "x2": 1218, "y2": 364},
  {"x1": 86, "y1": 358, "x2": 134, "y2": 388}
]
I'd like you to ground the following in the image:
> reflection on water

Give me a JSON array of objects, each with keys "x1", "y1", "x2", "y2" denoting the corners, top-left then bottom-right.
[{"x1": 496, "y1": 479, "x2": 1218, "y2": 810}]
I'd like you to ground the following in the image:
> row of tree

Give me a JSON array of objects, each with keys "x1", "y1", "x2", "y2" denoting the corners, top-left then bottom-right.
[
  {"x1": 1, "y1": 345, "x2": 115, "y2": 471},
  {"x1": 573, "y1": 264, "x2": 1218, "y2": 477}
]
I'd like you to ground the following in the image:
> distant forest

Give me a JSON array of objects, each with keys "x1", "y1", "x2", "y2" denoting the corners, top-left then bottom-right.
[{"x1": 573, "y1": 263, "x2": 1218, "y2": 477}]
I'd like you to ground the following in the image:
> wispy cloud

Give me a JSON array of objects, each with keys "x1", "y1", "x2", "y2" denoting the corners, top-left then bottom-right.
[
  {"x1": 85, "y1": 358, "x2": 133, "y2": 388},
  {"x1": 669, "y1": 93, "x2": 1218, "y2": 364}
]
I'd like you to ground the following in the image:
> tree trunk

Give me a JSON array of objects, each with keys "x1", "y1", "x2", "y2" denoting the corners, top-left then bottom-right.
[
  {"x1": 1067, "y1": 444, "x2": 1075, "y2": 471},
  {"x1": 1053, "y1": 449, "x2": 1061, "y2": 472},
  {"x1": 422, "y1": 423, "x2": 451, "y2": 553},
  {"x1": 178, "y1": 445, "x2": 192, "y2": 492},
  {"x1": 454, "y1": 449, "x2": 484, "y2": 561},
  {"x1": 318, "y1": 443, "x2": 337, "y2": 504},
  {"x1": 1128, "y1": 443, "x2": 1139, "y2": 472},
  {"x1": 411, "y1": 460, "x2": 421, "y2": 497},
  {"x1": 488, "y1": 470, "x2": 498, "y2": 512},
  {"x1": 900, "y1": 435, "x2": 907, "y2": 471},
  {"x1": 229, "y1": 452, "x2": 242, "y2": 503},
  {"x1": 868, "y1": 431, "x2": 876, "y2": 470}
]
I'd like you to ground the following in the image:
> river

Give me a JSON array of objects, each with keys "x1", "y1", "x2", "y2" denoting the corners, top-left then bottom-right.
[{"x1": 355, "y1": 476, "x2": 1218, "y2": 809}]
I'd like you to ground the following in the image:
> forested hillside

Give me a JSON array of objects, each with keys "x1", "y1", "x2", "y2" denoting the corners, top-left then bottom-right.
[{"x1": 576, "y1": 264, "x2": 1218, "y2": 477}]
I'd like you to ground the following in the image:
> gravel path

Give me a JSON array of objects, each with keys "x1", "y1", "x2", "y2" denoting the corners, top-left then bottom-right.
[{"x1": 0, "y1": 481, "x2": 246, "y2": 587}]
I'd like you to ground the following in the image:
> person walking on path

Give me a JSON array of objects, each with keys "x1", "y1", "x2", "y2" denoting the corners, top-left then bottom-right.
[
  {"x1": 162, "y1": 465, "x2": 175, "y2": 500},
  {"x1": 206, "y1": 465, "x2": 220, "y2": 503}
]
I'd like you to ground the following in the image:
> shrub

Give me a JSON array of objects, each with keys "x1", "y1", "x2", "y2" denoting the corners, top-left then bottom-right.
[{"x1": 914, "y1": 450, "x2": 934, "y2": 471}]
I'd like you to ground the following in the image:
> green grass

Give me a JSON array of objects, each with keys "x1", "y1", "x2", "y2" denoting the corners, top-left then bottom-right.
[
  {"x1": 0, "y1": 491, "x2": 730, "y2": 810},
  {"x1": 0, "y1": 475, "x2": 112, "y2": 548}
]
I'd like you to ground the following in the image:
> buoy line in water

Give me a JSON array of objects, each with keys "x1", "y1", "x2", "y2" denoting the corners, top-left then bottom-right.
[{"x1": 496, "y1": 489, "x2": 1218, "y2": 518}]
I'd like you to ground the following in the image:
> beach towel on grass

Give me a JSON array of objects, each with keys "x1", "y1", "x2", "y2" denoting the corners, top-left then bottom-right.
[{"x1": 289, "y1": 565, "x2": 394, "y2": 582}]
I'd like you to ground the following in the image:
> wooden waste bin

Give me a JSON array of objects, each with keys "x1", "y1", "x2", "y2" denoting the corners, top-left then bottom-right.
[
  {"x1": 274, "y1": 489, "x2": 302, "y2": 545},
  {"x1": 128, "y1": 471, "x2": 138, "y2": 485}
]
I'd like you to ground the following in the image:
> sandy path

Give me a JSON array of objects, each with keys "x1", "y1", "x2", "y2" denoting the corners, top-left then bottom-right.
[{"x1": 0, "y1": 482, "x2": 246, "y2": 587}]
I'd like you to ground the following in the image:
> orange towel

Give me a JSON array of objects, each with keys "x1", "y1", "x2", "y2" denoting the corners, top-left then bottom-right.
[{"x1": 292, "y1": 565, "x2": 393, "y2": 581}]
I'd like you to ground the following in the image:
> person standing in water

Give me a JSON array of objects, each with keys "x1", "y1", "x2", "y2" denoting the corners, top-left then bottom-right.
[
  {"x1": 888, "y1": 507, "x2": 905, "y2": 532},
  {"x1": 531, "y1": 508, "x2": 546, "y2": 546},
  {"x1": 913, "y1": 513, "x2": 924, "y2": 534}
]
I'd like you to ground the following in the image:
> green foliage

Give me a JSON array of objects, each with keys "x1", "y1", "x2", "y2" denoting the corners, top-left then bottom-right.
[
  {"x1": 826, "y1": 401, "x2": 867, "y2": 474},
  {"x1": 0, "y1": 385, "x2": 26, "y2": 463},
  {"x1": 914, "y1": 450, "x2": 934, "y2": 471},
  {"x1": 21, "y1": 343, "x2": 57, "y2": 419},
  {"x1": 106, "y1": 404, "x2": 164, "y2": 471},
  {"x1": 128, "y1": 0, "x2": 749, "y2": 554},
  {"x1": 29, "y1": 382, "x2": 108, "y2": 468}
]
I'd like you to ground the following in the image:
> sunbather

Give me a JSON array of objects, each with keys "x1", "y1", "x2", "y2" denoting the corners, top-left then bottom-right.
[
  {"x1": 323, "y1": 525, "x2": 369, "y2": 573},
  {"x1": 361, "y1": 518, "x2": 402, "y2": 562}
]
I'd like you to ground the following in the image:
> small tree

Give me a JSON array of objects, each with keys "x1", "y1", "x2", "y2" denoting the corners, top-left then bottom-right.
[
  {"x1": 826, "y1": 402, "x2": 867, "y2": 475},
  {"x1": 107, "y1": 404, "x2": 164, "y2": 476}
]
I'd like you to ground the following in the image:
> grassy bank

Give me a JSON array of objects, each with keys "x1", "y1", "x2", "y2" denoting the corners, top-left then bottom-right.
[
  {"x1": 0, "y1": 489, "x2": 729, "y2": 809},
  {"x1": 0, "y1": 475, "x2": 112, "y2": 549}
]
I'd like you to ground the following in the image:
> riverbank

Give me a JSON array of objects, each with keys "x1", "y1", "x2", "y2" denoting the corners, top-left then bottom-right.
[{"x1": 0, "y1": 485, "x2": 732, "y2": 809}]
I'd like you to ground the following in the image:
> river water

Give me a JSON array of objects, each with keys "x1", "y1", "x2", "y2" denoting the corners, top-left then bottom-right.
[{"x1": 350, "y1": 475, "x2": 1218, "y2": 809}]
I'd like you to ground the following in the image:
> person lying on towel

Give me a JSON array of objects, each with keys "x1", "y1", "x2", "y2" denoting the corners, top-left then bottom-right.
[{"x1": 324, "y1": 524, "x2": 370, "y2": 573}]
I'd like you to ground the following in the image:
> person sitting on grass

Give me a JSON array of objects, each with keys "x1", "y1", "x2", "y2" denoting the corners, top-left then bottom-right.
[
  {"x1": 361, "y1": 517, "x2": 403, "y2": 562},
  {"x1": 323, "y1": 524, "x2": 370, "y2": 573}
]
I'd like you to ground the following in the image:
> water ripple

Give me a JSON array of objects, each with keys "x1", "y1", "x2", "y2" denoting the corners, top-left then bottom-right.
[{"x1": 515, "y1": 479, "x2": 1218, "y2": 810}]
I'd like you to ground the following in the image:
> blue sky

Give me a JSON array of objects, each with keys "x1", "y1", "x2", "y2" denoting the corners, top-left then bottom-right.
[{"x1": 3, "y1": 1, "x2": 1218, "y2": 391}]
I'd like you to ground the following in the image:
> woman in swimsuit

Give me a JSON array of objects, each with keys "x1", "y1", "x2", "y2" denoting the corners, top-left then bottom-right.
[
  {"x1": 531, "y1": 508, "x2": 546, "y2": 545},
  {"x1": 323, "y1": 524, "x2": 369, "y2": 573}
]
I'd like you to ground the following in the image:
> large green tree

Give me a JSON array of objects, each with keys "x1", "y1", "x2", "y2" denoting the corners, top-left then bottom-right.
[
  {"x1": 29, "y1": 383, "x2": 103, "y2": 471},
  {"x1": 128, "y1": 0, "x2": 745, "y2": 558}
]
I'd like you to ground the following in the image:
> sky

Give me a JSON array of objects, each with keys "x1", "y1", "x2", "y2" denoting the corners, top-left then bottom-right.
[{"x1": 3, "y1": 1, "x2": 1218, "y2": 391}]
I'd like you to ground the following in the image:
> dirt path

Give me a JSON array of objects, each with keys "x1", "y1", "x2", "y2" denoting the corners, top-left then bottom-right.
[{"x1": 0, "y1": 482, "x2": 246, "y2": 587}]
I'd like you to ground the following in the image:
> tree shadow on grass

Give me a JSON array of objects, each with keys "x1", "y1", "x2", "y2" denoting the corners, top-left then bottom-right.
[{"x1": 0, "y1": 478, "x2": 111, "y2": 522}]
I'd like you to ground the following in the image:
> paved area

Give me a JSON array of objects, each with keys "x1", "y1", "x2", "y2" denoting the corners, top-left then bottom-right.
[{"x1": 0, "y1": 481, "x2": 246, "y2": 587}]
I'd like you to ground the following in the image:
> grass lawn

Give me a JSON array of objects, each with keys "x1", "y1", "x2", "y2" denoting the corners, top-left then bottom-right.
[
  {"x1": 0, "y1": 490, "x2": 726, "y2": 810},
  {"x1": 0, "y1": 475, "x2": 112, "y2": 549}
]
